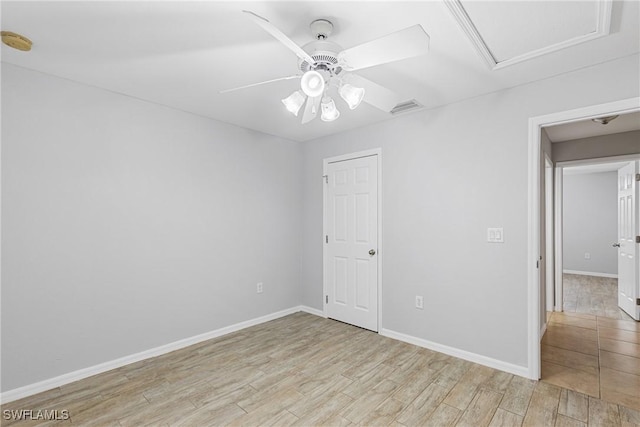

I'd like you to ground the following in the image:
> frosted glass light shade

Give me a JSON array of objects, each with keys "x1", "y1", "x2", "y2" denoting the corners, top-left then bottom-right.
[
  {"x1": 281, "y1": 90, "x2": 306, "y2": 116},
  {"x1": 339, "y1": 83, "x2": 365, "y2": 110},
  {"x1": 320, "y1": 97, "x2": 340, "y2": 122},
  {"x1": 300, "y1": 70, "x2": 325, "y2": 97}
]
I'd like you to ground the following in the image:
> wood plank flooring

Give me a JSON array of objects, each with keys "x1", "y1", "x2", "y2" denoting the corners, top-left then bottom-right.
[{"x1": 3, "y1": 312, "x2": 640, "y2": 426}]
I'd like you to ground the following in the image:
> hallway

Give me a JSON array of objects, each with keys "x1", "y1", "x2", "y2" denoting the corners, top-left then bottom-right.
[
  {"x1": 542, "y1": 311, "x2": 640, "y2": 411},
  {"x1": 542, "y1": 274, "x2": 639, "y2": 411},
  {"x1": 562, "y1": 274, "x2": 633, "y2": 321}
]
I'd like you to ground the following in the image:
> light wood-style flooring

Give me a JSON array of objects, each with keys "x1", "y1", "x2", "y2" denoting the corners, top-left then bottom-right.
[
  {"x1": 3, "y1": 312, "x2": 640, "y2": 426},
  {"x1": 562, "y1": 274, "x2": 634, "y2": 321}
]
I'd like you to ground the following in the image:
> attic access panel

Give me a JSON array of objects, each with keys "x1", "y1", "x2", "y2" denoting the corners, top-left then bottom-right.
[{"x1": 446, "y1": 0, "x2": 611, "y2": 69}]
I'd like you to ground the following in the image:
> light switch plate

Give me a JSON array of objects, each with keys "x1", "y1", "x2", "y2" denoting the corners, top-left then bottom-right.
[{"x1": 487, "y1": 228, "x2": 504, "y2": 243}]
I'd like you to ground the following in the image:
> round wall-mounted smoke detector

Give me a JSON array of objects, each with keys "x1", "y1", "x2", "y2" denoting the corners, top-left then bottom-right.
[
  {"x1": 310, "y1": 19, "x2": 333, "y2": 40},
  {"x1": 1, "y1": 31, "x2": 32, "y2": 51}
]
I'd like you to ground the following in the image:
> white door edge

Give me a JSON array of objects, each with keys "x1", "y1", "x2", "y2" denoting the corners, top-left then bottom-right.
[
  {"x1": 527, "y1": 97, "x2": 640, "y2": 380},
  {"x1": 616, "y1": 160, "x2": 639, "y2": 320},
  {"x1": 323, "y1": 148, "x2": 382, "y2": 332},
  {"x1": 544, "y1": 155, "x2": 554, "y2": 314}
]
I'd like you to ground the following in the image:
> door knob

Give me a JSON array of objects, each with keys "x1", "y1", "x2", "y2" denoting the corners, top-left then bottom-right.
[
  {"x1": 369, "y1": 249, "x2": 376, "y2": 256},
  {"x1": 613, "y1": 243, "x2": 621, "y2": 247}
]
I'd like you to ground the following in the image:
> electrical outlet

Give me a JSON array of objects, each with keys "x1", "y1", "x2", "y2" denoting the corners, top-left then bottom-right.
[
  {"x1": 415, "y1": 296, "x2": 424, "y2": 309},
  {"x1": 257, "y1": 282, "x2": 263, "y2": 293},
  {"x1": 584, "y1": 252, "x2": 591, "y2": 260}
]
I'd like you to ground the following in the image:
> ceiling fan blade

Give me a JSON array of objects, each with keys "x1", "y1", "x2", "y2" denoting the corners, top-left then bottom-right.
[
  {"x1": 219, "y1": 75, "x2": 300, "y2": 94},
  {"x1": 343, "y1": 74, "x2": 401, "y2": 113},
  {"x1": 301, "y1": 95, "x2": 321, "y2": 124},
  {"x1": 338, "y1": 25, "x2": 430, "y2": 71},
  {"x1": 243, "y1": 11, "x2": 315, "y2": 65}
]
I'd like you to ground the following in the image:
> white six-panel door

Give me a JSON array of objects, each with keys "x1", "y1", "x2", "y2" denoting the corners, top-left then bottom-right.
[
  {"x1": 617, "y1": 161, "x2": 639, "y2": 320},
  {"x1": 325, "y1": 154, "x2": 378, "y2": 331}
]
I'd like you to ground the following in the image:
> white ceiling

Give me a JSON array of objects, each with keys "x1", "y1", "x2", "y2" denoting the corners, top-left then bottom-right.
[
  {"x1": 545, "y1": 111, "x2": 640, "y2": 142},
  {"x1": 1, "y1": 1, "x2": 639, "y2": 142}
]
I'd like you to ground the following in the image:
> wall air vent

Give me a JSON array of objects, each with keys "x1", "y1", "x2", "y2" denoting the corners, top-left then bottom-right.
[{"x1": 390, "y1": 99, "x2": 424, "y2": 115}]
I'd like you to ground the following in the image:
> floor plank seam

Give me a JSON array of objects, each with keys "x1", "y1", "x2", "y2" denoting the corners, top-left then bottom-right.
[{"x1": 3, "y1": 312, "x2": 640, "y2": 426}]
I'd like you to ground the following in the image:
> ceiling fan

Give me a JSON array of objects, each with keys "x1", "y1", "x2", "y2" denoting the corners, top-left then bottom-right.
[{"x1": 220, "y1": 11, "x2": 430, "y2": 124}]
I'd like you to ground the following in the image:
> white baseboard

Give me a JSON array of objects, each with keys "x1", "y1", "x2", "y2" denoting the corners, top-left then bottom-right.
[
  {"x1": 0, "y1": 306, "x2": 305, "y2": 404},
  {"x1": 380, "y1": 328, "x2": 529, "y2": 378},
  {"x1": 563, "y1": 269, "x2": 618, "y2": 279},
  {"x1": 299, "y1": 305, "x2": 325, "y2": 317},
  {"x1": 540, "y1": 321, "x2": 548, "y2": 339},
  {"x1": 2, "y1": 306, "x2": 527, "y2": 403}
]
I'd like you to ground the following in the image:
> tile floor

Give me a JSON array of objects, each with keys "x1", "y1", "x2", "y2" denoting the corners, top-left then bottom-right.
[
  {"x1": 541, "y1": 274, "x2": 640, "y2": 412},
  {"x1": 542, "y1": 311, "x2": 640, "y2": 411},
  {"x1": 562, "y1": 274, "x2": 634, "y2": 321}
]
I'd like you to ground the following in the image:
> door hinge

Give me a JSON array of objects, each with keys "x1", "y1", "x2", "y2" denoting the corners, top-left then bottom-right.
[
  {"x1": 325, "y1": 235, "x2": 328, "y2": 244},
  {"x1": 636, "y1": 173, "x2": 640, "y2": 182},
  {"x1": 636, "y1": 236, "x2": 640, "y2": 243},
  {"x1": 637, "y1": 298, "x2": 640, "y2": 305},
  {"x1": 323, "y1": 175, "x2": 328, "y2": 184},
  {"x1": 326, "y1": 295, "x2": 328, "y2": 304}
]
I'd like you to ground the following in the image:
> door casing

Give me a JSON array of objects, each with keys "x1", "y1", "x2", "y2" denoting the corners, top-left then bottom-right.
[
  {"x1": 553, "y1": 156, "x2": 640, "y2": 316},
  {"x1": 527, "y1": 97, "x2": 640, "y2": 380},
  {"x1": 323, "y1": 148, "x2": 383, "y2": 331},
  {"x1": 544, "y1": 156, "x2": 554, "y2": 315}
]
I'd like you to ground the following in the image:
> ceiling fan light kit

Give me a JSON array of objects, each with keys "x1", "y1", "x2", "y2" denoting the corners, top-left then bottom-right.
[
  {"x1": 222, "y1": 11, "x2": 430, "y2": 124},
  {"x1": 300, "y1": 70, "x2": 325, "y2": 97},
  {"x1": 321, "y1": 97, "x2": 340, "y2": 122},
  {"x1": 339, "y1": 83, "x2": 366, "y2": 110},
  {"x1": 281, "y1": 90, "x2": 306, "y2": 116}
]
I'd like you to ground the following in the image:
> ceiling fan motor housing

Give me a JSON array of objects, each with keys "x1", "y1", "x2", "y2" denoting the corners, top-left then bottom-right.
[{"x1": 299, "y1": 40, "x2": 343, "y2": 79}]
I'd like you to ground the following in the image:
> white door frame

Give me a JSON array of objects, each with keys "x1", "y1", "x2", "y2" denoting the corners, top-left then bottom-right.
[
  {"x1": 554, "y1": 166, "x2": 564, "y2": 312},
  {"x1": 544, "y1": 155, "x2": 554, "y2": 315},
  {"x1": 527, "y1": 97, "x2": 640, "y2": 380},
  {"x1": 554, "y1": 154, "x2": 640, "y2": 313},
  {"x1": 323, "y1": 148, "x2": 383, "y2": 331}
]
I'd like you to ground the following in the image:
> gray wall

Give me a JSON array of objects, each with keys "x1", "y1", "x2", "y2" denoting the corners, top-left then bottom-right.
[
  {"x1": 2, "y1": 52, "x2": 639, "y2": 391},
  {"x1": 1, "y1": 64, "x2": 303, "y2": 391},
  {"x1": 562, "y1": 172, "x2": 618, "y2": 275},
  {"x1": 300, "y1": 54, "x2": 639, "y2": 368},
  {"x1": 553, "y1": 130, "x2": 640, "y2": 162}
]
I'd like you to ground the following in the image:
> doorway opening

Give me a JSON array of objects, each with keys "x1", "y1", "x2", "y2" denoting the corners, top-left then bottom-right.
[
  {"x1": 541, "y1": 156, "x2": 639, "y2": 404},
  {"x1": 555, "y1": 158, "x2": 638, "y2": 321},
  {"x1": 527, "y1": 97, "x2": 640, "y2": 380},
  {"x1": 529, "y1": 100, "x2": 640, "y2": 408}
]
